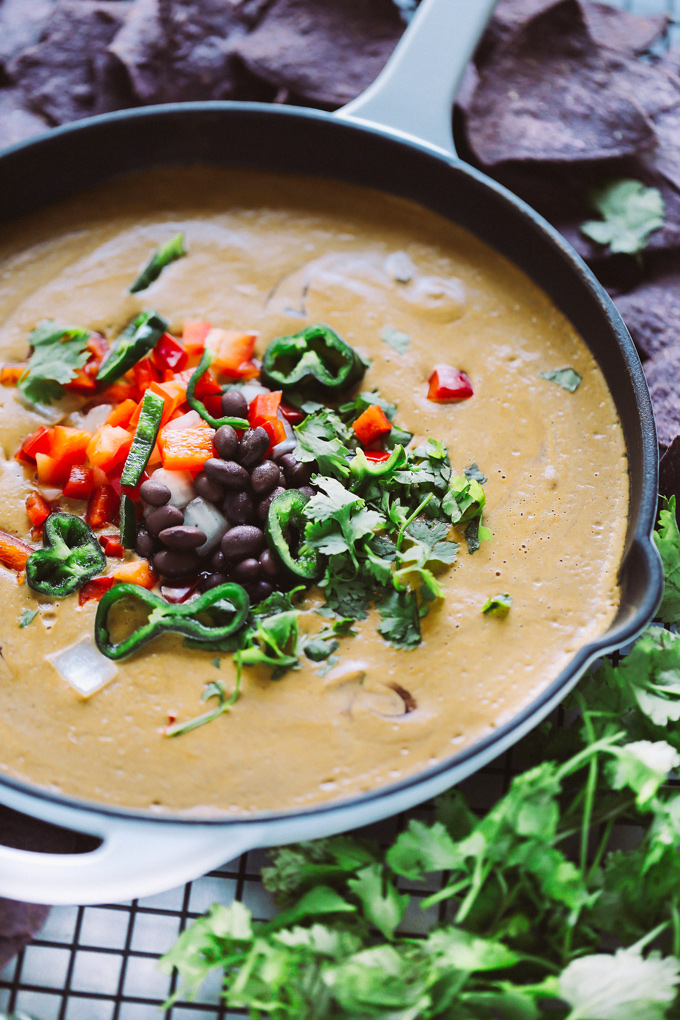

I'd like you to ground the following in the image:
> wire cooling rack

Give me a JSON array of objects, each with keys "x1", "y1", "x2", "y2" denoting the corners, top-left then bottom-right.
[{"x1": 0, "y1": 0, "x2": 675, "y2": 1016}]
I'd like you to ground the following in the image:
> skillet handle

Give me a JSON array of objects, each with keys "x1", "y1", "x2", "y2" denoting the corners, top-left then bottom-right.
[
  {"x1": 335, "y1": 0, "x2": 498, "y2": 157},
  {"x1": 0, "y1": 794, "x2": 266, "y2": 905}
]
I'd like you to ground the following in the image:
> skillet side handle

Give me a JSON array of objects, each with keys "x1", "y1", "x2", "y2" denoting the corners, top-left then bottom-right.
[{"x1": 336, "y1": 0, "x2": 498, "y2": 157}]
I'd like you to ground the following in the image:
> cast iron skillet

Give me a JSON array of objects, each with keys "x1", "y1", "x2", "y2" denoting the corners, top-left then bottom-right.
[{"x1": 0, "y1": 0, "x2": 663, "y2": 904}]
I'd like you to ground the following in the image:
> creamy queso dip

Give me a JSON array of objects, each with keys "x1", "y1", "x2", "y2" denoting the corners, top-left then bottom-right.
[{"x1": 0, "y1": 167, "x2": 627, "y2": 814}]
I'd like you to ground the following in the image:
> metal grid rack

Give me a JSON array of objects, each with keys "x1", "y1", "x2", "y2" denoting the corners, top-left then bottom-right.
[{"x1": 0, "y1": 0, "x2": 675, "y2": 1016}]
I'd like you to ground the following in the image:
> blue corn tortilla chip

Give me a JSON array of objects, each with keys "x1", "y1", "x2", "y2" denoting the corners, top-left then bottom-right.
[
  {"x1": 465, "y1": 0, "x2": 654, "y2": 166},
  {"x1": 644, "y1": 345, "x2": 680, "y2": 448},
  {"x1": 615, "y1": 262, "x2": 680, "y2": 361}
]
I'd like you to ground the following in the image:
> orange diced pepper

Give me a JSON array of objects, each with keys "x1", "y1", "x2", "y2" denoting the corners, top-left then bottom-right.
[
  {"x1": 129, "y1": 379, "x2": 186, "y2": 429},
  {"x1": 0, "y1": 529, "x2": 33, "y2": 571},
  {"x1": 96, "y1": 380, "x2": 138, "y2": 405},
  {"x1": 78, "y1": 576, "x2": 115, "y2": 606},
  {"x1": 36, "y1": 451, "x2": 68, "y2": 487},
  {"x1": 105, "y1": 399, "x2": 137, "y2": 429},
  {"x1": 182, "y1": 320, "x2": 213, "y2": 351},
  {"x1": 86, "y1": 425, "x2": 133, "y2": 473},
  {"x1": 352, "y1": 404, "x2": 392, "y2": 446},
  {"x1": 0, "y1": 364, "x2": 27, "y2": 386},
  {"x1": 50, "y1": 425, "x2": 91, "y2": 467},
  {"x1": 113, "y1": 559, "x2": 157, "y2": 589},
  {"x1": 25, "y1": 491, "x2": 51, "y2": 528},
  {"x1": 205, "y1": 329, "x2": 258, "y2": 379},
  {"x1": 157, "y1": 424, "x2": 215, "y2": 471}
]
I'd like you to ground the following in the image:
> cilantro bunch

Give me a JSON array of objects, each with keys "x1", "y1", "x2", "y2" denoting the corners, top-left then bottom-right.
[
  {"x1": 160, "y1": 500, "x2": 680, "y2": 1020},
  {"x1": 292, "y1": 397, "x2": 490, "y2": 648}
]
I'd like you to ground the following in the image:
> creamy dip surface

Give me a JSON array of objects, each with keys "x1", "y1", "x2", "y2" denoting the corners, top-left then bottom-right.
[{"x1": 0, "y1": 167, "x2": 627, "y2": 814}]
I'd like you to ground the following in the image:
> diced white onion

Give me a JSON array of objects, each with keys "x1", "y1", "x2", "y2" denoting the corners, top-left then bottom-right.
[
  {"x1": 240, "y1": 382, "x2": 270, "y2": 404},
  {"x1": 46, "y1": 637, "x2": 118, "y2": 698},
  {"x1": 183, "y1": 497, "x2": 229, "y2": 554},
  {"x1": 272, "y1": 438, "x2": 297, "y2": 459},
  {"x1": 39, "y1": 486, "x2": 63, "y2": 501},
  {"x1": 150, "y1": 467, "x2": 195, "y2": 507},
  {"x1": 78, "y1": 404, "x2": 112, "y2": 432},
  {"x1": 162, "y1": 409, "x2": 205, "y2": 431},
  {"x1": 18, "y1": 391, "x2": 82, "y2": 423}
]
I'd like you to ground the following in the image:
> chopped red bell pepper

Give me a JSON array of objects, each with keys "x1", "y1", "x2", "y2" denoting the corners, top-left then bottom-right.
[
  {"x1": 15, "y1": 426, "x2": 52, "y2": 464},
  {"x1": 87, "y1": 484, "x2": 120, "y2": 529},
  {"x1": 249, "y1": 391, "x2": 282, "y2": 428},
  {"x1": 36, "y1": 452, "x2": 67, "y2": 487},
  {"x1": 25, "y1": 491, "x2": 51, "y2": 528},
  {"x1": 279, "y1": 399, "x2": 305, "y2": 427},
  {"x1": 152, "y1": 332, "x2": 188, "y2": 374},
  {"x1": 63, "y1": 464, "x2": 96, "y2": 500},
  {"x1": 364, "y1": 450, "x2": 391, "y2": 463},
  {"x1": 352, "y1": 404, "x2": 392, "y2": 447},
  {"x1": 78, "y1": 575, "x2": 115, "y2": 606},
  {"x1": 182, "y1": 320, "x2": 213, "y2": 350},
  {"x1": 50, "y1": 425, "x2": 91, "y2": 468},
  {"x1": 427, "y1": 365, "x2": 474, "y2": 402},
  {"x1": 207, "y1": 329, "x2": 258, "y2": 379},
  {"x1": 0, "y1": 530, "x2": 33, "y2": 572},
  {"x1": 99, "y1": 534, "x2": 125, "y2": 558},
  {"x1": 260, "y1": 417, "x2": 287, "y2": 450},
  {"x1": 97, "y1": 380, "x2": 138, "y2": 406},
  {"x1": 132, "y1": 356, "x2": 159, "y2": 398}
]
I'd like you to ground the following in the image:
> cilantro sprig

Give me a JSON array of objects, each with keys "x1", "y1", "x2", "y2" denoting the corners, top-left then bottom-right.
[{"x1": 18, "y1": 320, "x2": 91, "y2": 405}]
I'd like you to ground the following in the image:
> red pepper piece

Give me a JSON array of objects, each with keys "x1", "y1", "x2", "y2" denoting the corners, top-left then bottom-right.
[
  {"x1": 1, "y1": 363, "x2": 28, "y2": 386},
  {"x1": 0, "y1": 530, "x2": 33, "y2": 572},
  {"x1": 99, "y1": 534, "x2": 125, "y2": 558},
  {"x1": 152, "y1": 332, "x2": 188, "y2": 374},
  {"x1": 352, "y1": 404, "x2": 392, "y2": 446},
  {"x1": 65, "y1": 332, "x2": 109, "y2": 394},
  {"x1": 87, "y1": 484, "x2": 120, "y2": 529},
  {"x1": 132, "y1": 357, "x2": 159, "y2": 399},
  {"x1": 260, "y1": 417, "x2": 287, "y2": 450},
  {"x1": 63, "y1": 464, "x2": 96, "y2": 500},
  {"x1": 249, "y1": 391, "x2": 282, "y2": 428},
  {"x1": 78, "y1": 575, "x2": 115, "y2": 606},
  {"x1": 279, "y1": 399, "x2": 305, "y2": 427},
  {"x1": 364, "y1": 450, "x2": 391, "y2": 463},
  {"x1": 25, "y1": 491, "x2": 52, "y2": 528},
  {"x1": 427, "y1": 365, "x2": 474, "y2": 402},
  {"x1": 15, "y1": 426, "x2": 53, "y2": 464},
  {"x1": 182, "y1": 320, "x2": 213, "y2": 350},
  {"x1": 161, "y1": 580, "x2": 200, "y2": 603}
]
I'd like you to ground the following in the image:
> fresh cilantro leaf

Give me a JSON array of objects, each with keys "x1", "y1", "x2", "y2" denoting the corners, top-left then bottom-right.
[
  {"x1": 262, "y1": 837, "x2": 379, "y2": 905},
  {"x1": 321, "y1": 562, "x2": 374, "y2": 620},
  {"x1": 425, "y1": 925, "x2": 522, "y2": 971},
  {"x1": 482, "y1": 593, "x2": 512, "y2": 617},
  {"x1": 605, "y1": 739, "x2": 680, "y2": 807},
  {"x1": 377, "y1": 589, "x2": 421, "y2": 648},
  {"x1": 464, "y1": 463, "x2": 487, "y2": 484},
  {"x1": 159, "y1": 901, "x2": 253, "y2": 1000},
  {"x1": 294, "y1": 408, "x2": 352, "y2": 477},
  {"x1": 305, "y1": 477, "x2": 384, "y2": 563},
  {"x1": 211, "y1": 657, "x2": 220, "y2": 668},
  {"x1": 19, "y1": 608, "x2": 38, "y2": 628},
  {"x1": 380, "y1": 327, "x2": 410, "y2": 355},
  {"x1": 558, "y1": 944, "x2": 680, "y2": 1020},
  {"x1": 443, "y1": 475, "x2": 485, "y2": 526},
  {"x1": 539, "y1": 367, "x2": 582, "y2": 392},
  {"x1": 654, "y1": 496, "x2": 680, "y2": 625},
  {"x1": 18, "y1": 321, "x2": 91, "y2": 405},
  {"x1": 581, "y1": 179, "x2": 665, "y2": 256},
  {"x1": 593, "y1": 628, "x2": 680, "y2": 727},
  {"x1": 347, "y1": 864, "x2": 409, "y2": 940},
  {"x1": 386, "y1": 820, "x2": 461, "y2": 878},
  {"x1": 396, "y1": 519, "x2": 458, "y2": 598},
  {"x1": 303, "y1": 635, "x2": 340, "y2": 662},
  {"x1": 263, "y1": 886, "x2": 357, "y2": 933},
  {"x1": 338, "y1": 389, "x2": 398, "y2": 424}
]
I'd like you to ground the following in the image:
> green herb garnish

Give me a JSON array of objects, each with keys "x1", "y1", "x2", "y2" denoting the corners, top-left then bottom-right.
[
  {"x1": 482, "y1": 593, "x2": 512, "y2": 616},
  {"x1": 17, "y1": 320, "x2": 91, "y2": 406},
  {"x1": 539, "y1": 367, "x2": 583, "y2": 392},
  {"x1": 581, "y1": 178, "x2": 665, "y2": 255},
  {"x1": 381, "y1": 327, "x2": 411, "y2": 355},
  {"x1": 18, "y1": 608, "x2": 38, "y2": 628},
  {"x1": 129, "y1": 232, "x2": 186, "y2": 293}
]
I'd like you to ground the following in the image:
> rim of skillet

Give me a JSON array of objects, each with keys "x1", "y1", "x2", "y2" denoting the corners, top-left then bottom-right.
[{"x1": 0, "y1": 100, "x2": 664, "y2": 825}]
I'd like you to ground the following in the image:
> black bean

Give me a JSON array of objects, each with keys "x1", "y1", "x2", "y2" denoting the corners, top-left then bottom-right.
[
  {"x1": 211, "y1": 550, "x2": 227, "y2": 573},
  {"x1": 221, "y1": 525, "x2": 266, "y2": 560},
  {"x1": 139, "y1": 478, "x2": 171, "y2": 507},
  {"x1": 259, "y1": 548, "x2": 279, "y2": 580},
  {"x1": 257, "y1": 486, "x2": 285, "y2": 523},
  {"x1": 238, "y1": 426, "x2": 269, "y2": 468},
  {"x1": 146, "y1": 504, "x2": 184, "y2": 536},
  {"x1": 247, "y1": 580, "x2": 273, "y2": 603},
  {"x1": 194, "y1": 471, "x2": 224, "y2": 504},
  {"x1": 250, "y1": 460, "x2": 280, "y2": 496},
  {"x1": 223, "y1": 490, "x2": 255, "y2": 525},
  {"x1": 278, "y1": 466, "x2": 287, "y2": 487},
  {"x1": 153, "y1": 549, "x2": 201, "y2": 579},
  {"x1": 135, "y1": 528, "x2": 158, "y2": 559},
  {"x1": 204, "y1": 458, "x2": 250, "y2": 490},
  {"x1": 278, "y1": 453, "x2": 296, "y2": 475},
  {"x1": 233, "y1": 558, "x2": 262, "y2": 583},
  {"x1": 298, "y1": 486, "x2": 315, "y2": 499},
  {"x1": 214, "y1": 424, "x2": 238, "y2": 460},
  {"x1": 221, "y1": 390, "x2": 248, "y2": 419},
  {"x1": 158, "y1": 525, "x2": 207, "y2": 550},
  {"x1": 204, "y1": 571, "x2": 229, "y2": 590},
  {"x1": 286, "y1": 460, "x2": 313, "y2": 487}
]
